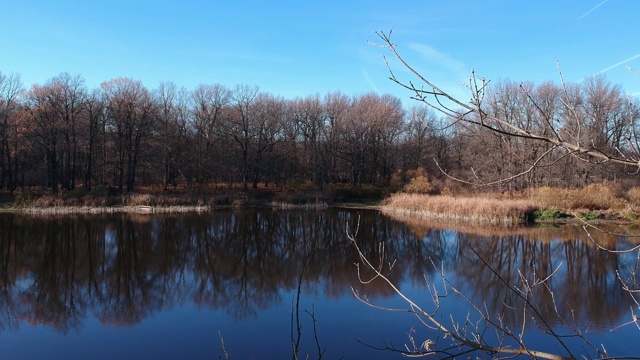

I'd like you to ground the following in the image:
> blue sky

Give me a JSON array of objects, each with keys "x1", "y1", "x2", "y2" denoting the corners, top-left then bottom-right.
[{"x1": 1, "y1": 0, "x2": 638, "y2": 102}]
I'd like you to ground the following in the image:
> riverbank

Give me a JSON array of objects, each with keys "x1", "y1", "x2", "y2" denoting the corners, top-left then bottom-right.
[
  {"x1": 3, "y1": 182, "x2": 640, "y2": 226},
  {"x1": 0, "y1": 185, "x2": 382, "y2": 214},
  {"x1": 383, "y1": 182, "x2": 640, "y2": 226}
]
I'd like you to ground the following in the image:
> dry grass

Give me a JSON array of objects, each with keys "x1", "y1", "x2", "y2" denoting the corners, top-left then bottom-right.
[
  {"x1": 626, "y1": 187, "x2": 640, "y2": 207},
  {"x1": 270, "y1": 201, "x2": 329, "y2": 209},
  {"x1": 383, "y1": 193, "x2": 538, "y2": 226},
  {"x1": 18, "y1": 205, "x2": 210, "y2": 215},
  {"x1": 123, "y1": 193, "x2": 154, "y2": 206},
  {"x1": 529, "y1": 183, "x2": 625, "y2": 211}
]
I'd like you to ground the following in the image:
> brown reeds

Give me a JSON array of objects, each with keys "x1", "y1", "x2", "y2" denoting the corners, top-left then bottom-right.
[
  {"x1": 382, "y1": 193, "x2": 538, "y2": 226},
  {"x1": 269, "y1": 201, "x2": 329, "y2": 209},
  {"x1": 17, "y1": 205, "x2": 210, "y2": 215},
  {"x1": 529, "y1": 183, "x2": 625, "y2": 211}
]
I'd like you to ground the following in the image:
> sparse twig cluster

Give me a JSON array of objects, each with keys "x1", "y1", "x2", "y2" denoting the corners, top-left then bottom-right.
[{"x1": 347, "y1": 218, "x2": 610, "y2": 359}]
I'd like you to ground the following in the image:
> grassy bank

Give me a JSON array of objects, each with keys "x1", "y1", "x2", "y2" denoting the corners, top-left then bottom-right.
[
  {"x1": 0, "y1": 184, "x2": 385, "y2": 213},
  {"x1": 382, "y1": 182, "x2": 640, "y2": 226},
  {"x1": 382, "y1": 193, "x2": 538, "y2": 226}
]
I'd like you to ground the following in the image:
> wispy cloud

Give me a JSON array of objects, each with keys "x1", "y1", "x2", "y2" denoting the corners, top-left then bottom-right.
[
  {"x1": 362, "y1": 70, "x2": 380, "y2": 93},
  {"x1": 578, "y1": 0, "x2": 610, "y2": 20},
  {"x1": 597, "y1": 53, "x2": 640, "y2": 74},
  {"x1": 408, "y1": 43, "x2": 466, "y2": 77}
]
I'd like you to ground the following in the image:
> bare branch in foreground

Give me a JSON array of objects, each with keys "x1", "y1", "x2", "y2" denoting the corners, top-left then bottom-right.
[
  {"x1": 374, "y1": 30, "x2": 640, "y2": 184},
  {"x1": 346, "y1": 218, "x2": 595, "y2": 359}
]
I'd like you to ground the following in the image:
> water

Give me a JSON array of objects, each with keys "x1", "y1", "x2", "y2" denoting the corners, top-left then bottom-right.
[{"x1": 0, "y1": 209, "x2": 637, "y2": 359}]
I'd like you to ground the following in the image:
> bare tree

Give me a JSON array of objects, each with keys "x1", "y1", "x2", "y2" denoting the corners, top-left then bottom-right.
[
  {"x1": 190, "y1": 83, "x2": 231, "y2": 186},
  {"x1": 82, "y1": 88, "x2": 106, "y2": 189},
  {"x1": 248, "y1": 92, "x2": 285, "y2": 188},
  {"x1": 101, "y1": 78, "x2": 156, "y2": 193},
  {"x1": 153, "y1": 82, "x2": 190, "y2": 190},
  {"x1": 225, "y1": 84, "x2": 264, "y2": 191},
  {"x1": 0, "y1": 72, "x2": 22, "y2": 191},
  {"x1": 372, "y1": 30, "x2": 640, "y2": 184},
  {"x1": 291, "y1": 95, "x2": 327, "y2": 187},
  {"x1": 361, "y1": 29, "x2": 640, "y2": 358}
]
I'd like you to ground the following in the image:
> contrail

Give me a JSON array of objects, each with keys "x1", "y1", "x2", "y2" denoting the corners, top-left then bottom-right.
[
  {"x1": 578, "y1": 0, "x2": 609, "y2": 20},
  {"x1": 597, "y1": 53, "x2": 640, "y2": 74}
]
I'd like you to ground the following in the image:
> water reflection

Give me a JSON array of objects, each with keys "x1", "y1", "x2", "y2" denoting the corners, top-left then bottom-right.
[
  {"x1": 0, "y1": 209, "x2": 636, "y2": 347},
  {"x1": 0, "y1": 210, "x2": 403, "y2": 333},
  {"x1": 390, "y1": 215, "x2": 637, "y2": 332}
]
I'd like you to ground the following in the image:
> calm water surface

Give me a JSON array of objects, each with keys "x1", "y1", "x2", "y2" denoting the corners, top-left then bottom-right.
[{"x1": 0, "y1": 209, "x2": 637, "y2": 359}]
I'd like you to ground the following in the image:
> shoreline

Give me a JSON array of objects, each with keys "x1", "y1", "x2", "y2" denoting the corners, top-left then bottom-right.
[{"x1": 2, "y1": 190, "x2": 638, "y2": 228}]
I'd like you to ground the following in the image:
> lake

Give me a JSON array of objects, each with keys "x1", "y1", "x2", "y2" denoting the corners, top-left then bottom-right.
[{"x1": 0, "y1": 208, "x2": 637, "y2": 359}]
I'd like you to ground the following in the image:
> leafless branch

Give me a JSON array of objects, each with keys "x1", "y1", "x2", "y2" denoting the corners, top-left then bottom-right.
[{"x1": 347, "y1": 219, "x2": 585, "y2": 359}]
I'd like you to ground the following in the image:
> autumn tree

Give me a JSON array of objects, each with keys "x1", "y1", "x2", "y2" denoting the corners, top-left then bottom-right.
[
  {"x1": 55, "y1": 73, "x2": 87, "y2": 191},
  {"x1": 23, "y1": 76, "x2": 81, "y2": 192},
  {"x1": 332, "y1": 93, "x2": 404, "y2": 185}
]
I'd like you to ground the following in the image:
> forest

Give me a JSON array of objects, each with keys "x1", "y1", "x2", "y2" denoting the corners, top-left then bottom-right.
[{"x1": 0, "y1": 71, "x2": 638, "y2": 196}]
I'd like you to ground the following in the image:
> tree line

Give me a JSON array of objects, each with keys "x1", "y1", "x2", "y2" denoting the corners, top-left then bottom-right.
[{"x1": 0, "y1": 71, "x2": 638, "y2": 194}]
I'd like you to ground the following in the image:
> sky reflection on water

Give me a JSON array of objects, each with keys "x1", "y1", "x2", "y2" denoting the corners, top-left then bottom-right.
[{"x1": 0, "y1": 209, "x2": 637, "y2": 359}]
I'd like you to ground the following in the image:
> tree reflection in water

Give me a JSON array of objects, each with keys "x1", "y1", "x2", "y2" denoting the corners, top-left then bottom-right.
[{"x1": 0, "y1": 209, "x2": 636, "y2": 356}]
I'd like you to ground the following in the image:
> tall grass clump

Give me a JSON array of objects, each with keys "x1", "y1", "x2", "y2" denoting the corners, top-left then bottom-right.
[
  {"x1": 530, "y1": 183, "x2": 624, "y2": 211},
  {"x1": 383, "y1": 193, "x2": 538, "y2": 226},
  {"x1": 626, "y1": 187, "x2": 640, "y2": 208}
]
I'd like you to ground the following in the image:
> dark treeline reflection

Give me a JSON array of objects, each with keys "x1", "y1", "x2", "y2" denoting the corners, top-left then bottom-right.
[
  {"x1": 407, "y1": 222, "x2": 637, "y2": 331},
  {"x1": 0, "y1": 209, "x2": 421, "y2": 333},
  {"x1": 0, "y1": 210, "x2": 635, "y2": 334}
]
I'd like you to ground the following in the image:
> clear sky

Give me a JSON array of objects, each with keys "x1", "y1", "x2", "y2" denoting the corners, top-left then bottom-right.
[{"x1": 1, "y1": 0, "x2": 638, "y2": 103}]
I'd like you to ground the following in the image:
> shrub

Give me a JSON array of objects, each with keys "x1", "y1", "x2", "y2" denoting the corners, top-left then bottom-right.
[
  {"x1": 534, "y1": 209, "x2": 567, "y2": 220},
  {"x1": 90, "y1": 184, "x2": 112, "y2": 197},
  {"x1": 577, "y1": 211, "x2": 601, "y2": 221},
  {"x1": 13, "y1": 189, "x2": 36, "y2": 205},
  {"x1": 403, "y1": 175, "x2": 438, "y2": 194},
  {"x1": 33, "y1": 195, "x2": 64, "y2": 207},
  {"x1": 66, "y1": 187, "x2": 89, "y2": 199}
]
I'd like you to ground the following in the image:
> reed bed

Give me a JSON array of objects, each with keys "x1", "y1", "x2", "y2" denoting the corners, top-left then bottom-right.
[
  {"x1": 529, "y1": 183, "x2": 625, "y2": 211},
  {"x1": 18, "y1": 205, "x2": 211, "y2": 215},
  {"x1": 382, "y1": 193, "x2": 538, "y2": 226},
  {"x1": 269, "y1": 201, "x2": 329, "y2": 209}
]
